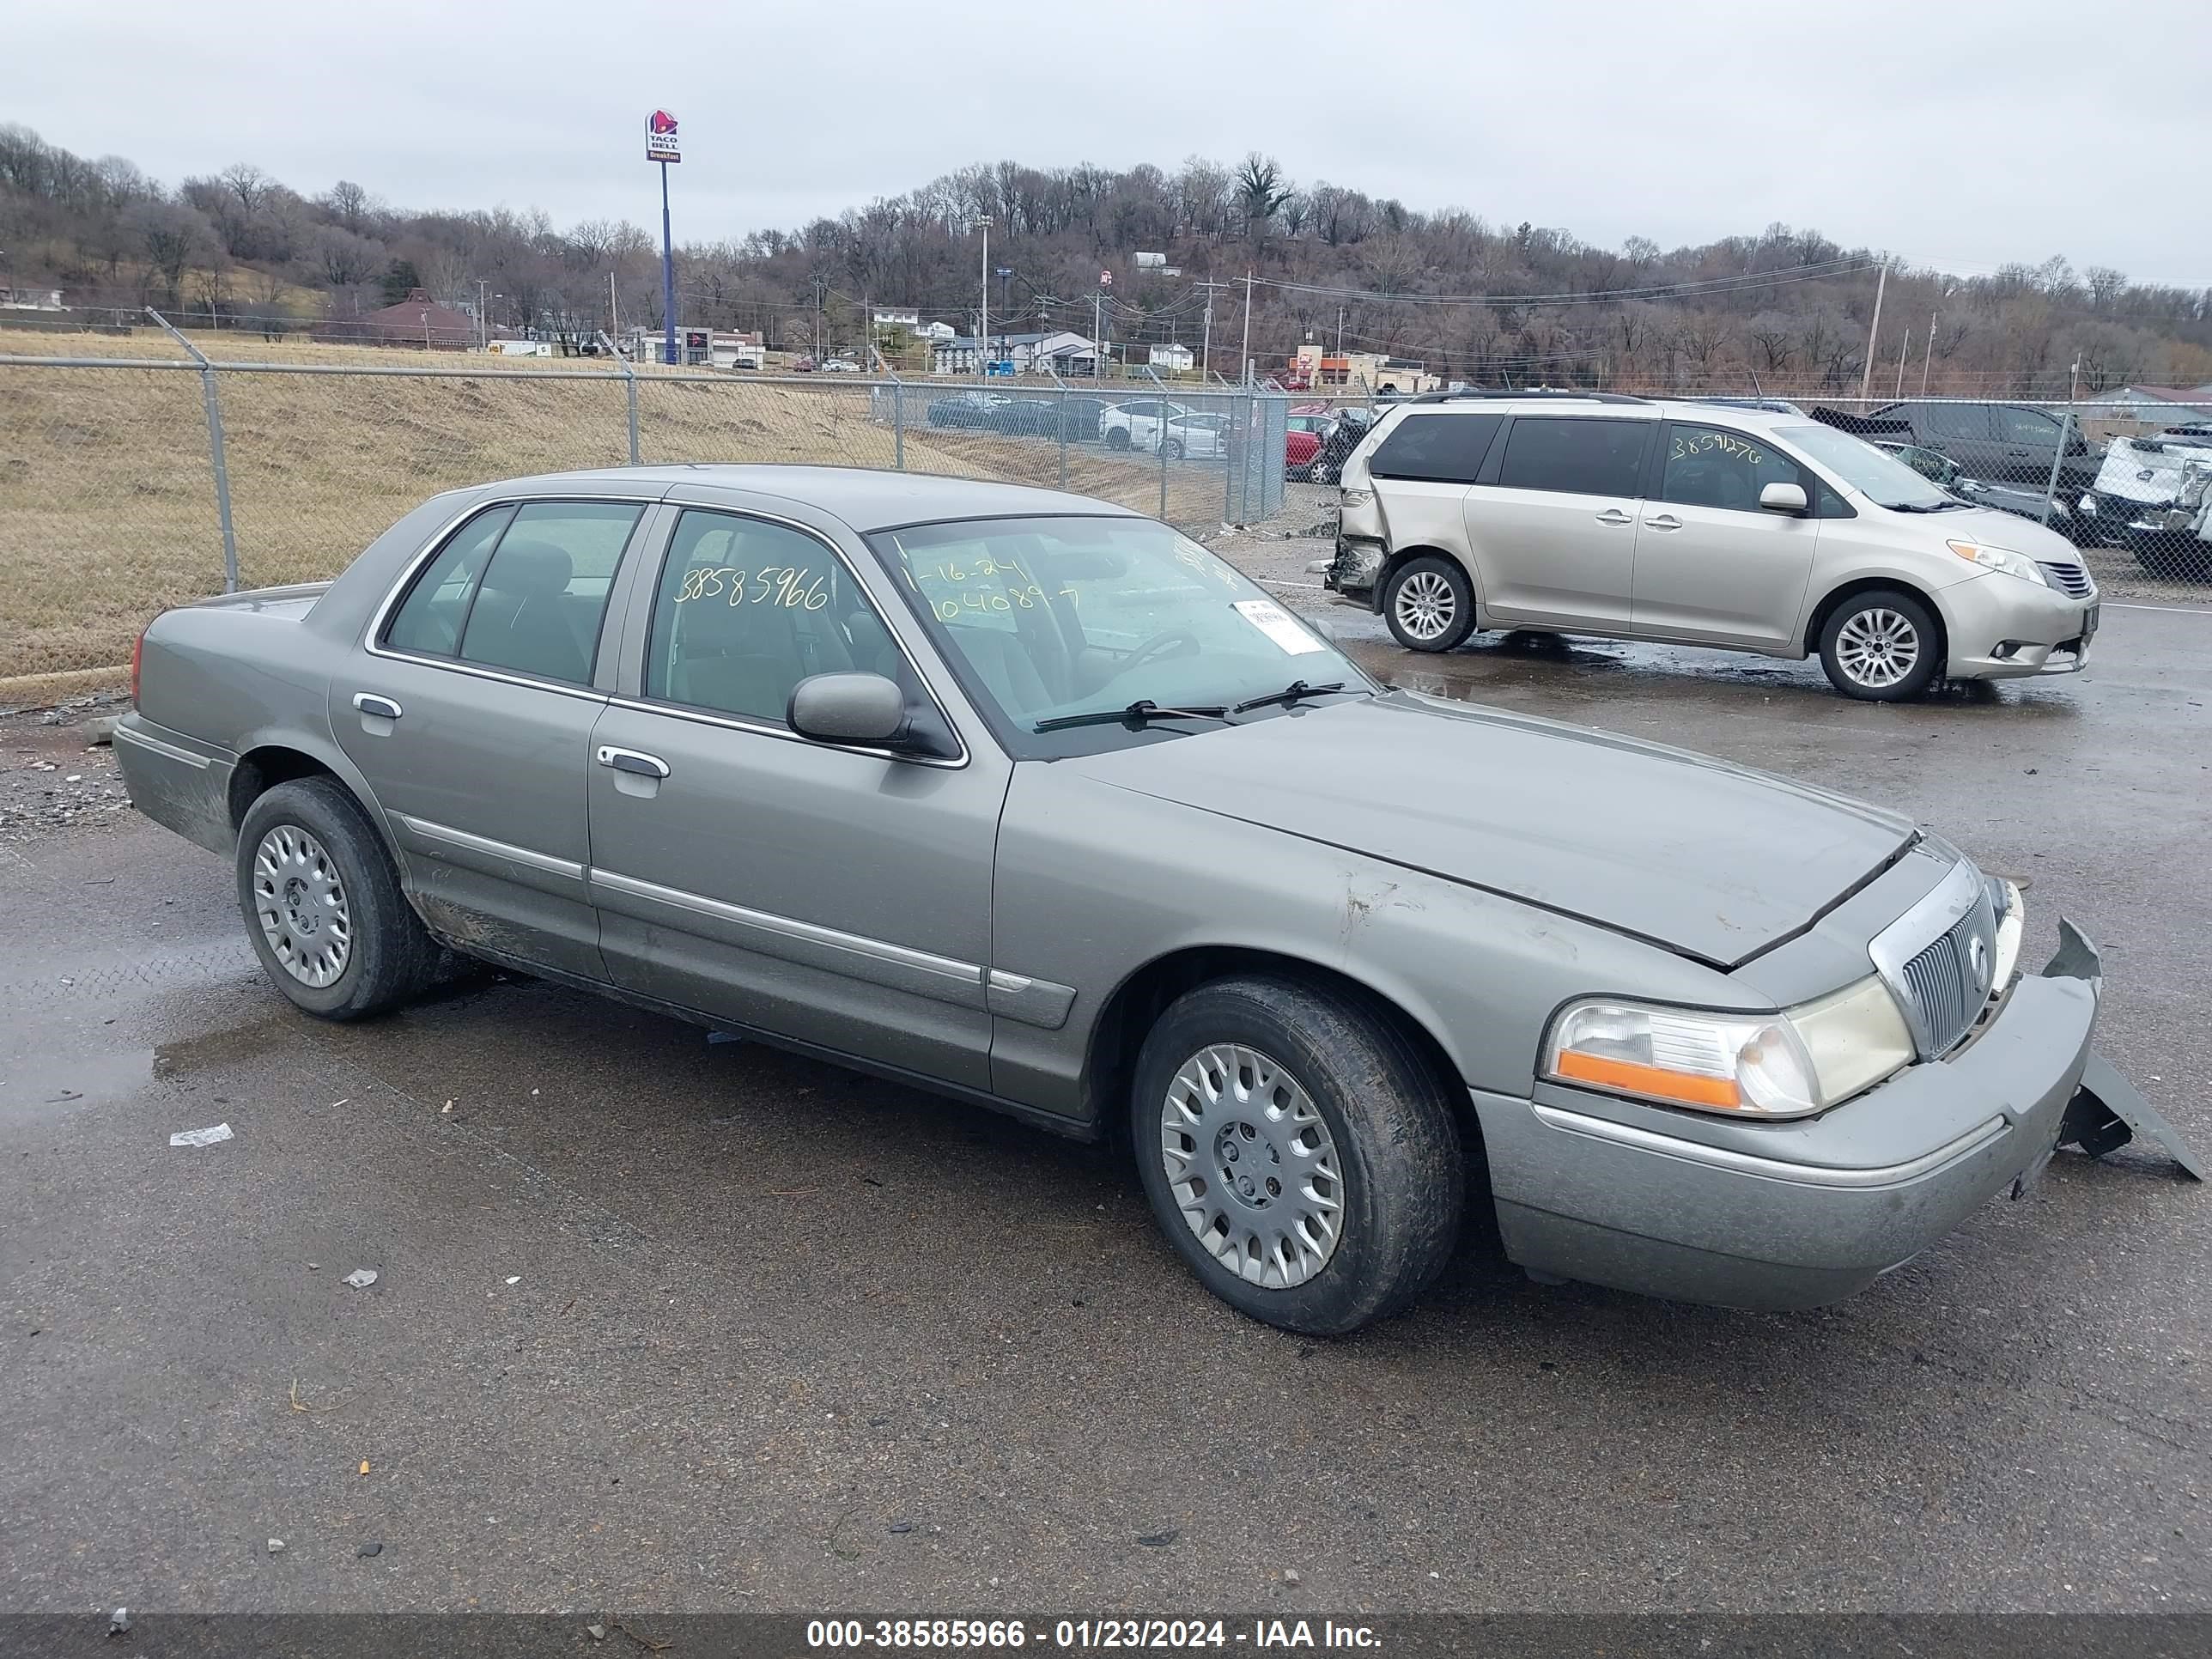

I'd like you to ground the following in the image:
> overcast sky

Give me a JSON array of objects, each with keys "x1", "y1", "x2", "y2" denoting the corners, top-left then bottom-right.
[{"x1": 11, "y1": 1, "x2": 2208, "y2": 284}]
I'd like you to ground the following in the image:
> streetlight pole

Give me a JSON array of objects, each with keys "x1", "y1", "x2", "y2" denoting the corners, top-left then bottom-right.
[{"x1": 974, "y1": 216, "x2": 993, "y2": 380}]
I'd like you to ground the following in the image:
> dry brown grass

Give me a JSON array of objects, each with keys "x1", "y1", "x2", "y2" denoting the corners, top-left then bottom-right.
[{"x1": 0, "y1": 332, "x2": 1233, "y2": 685}]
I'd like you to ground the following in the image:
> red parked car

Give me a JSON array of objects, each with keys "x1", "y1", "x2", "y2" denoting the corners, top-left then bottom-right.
[{"x1": 1285, "y1": 404, "x2": 1331, "y2": 480}]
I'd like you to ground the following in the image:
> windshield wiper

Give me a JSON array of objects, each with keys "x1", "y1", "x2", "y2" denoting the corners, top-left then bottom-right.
[
  {"x1": 1231, "y1": 678, "x2": 1350, "y2": 715},
  {"x1": 1033, "y1": 699, "x2": 1232, "y2": 734}
]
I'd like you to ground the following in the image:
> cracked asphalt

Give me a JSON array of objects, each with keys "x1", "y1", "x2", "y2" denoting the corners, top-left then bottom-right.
[{"x1": 3, "y1": 564, "x2": 2209, "y2": 1618}]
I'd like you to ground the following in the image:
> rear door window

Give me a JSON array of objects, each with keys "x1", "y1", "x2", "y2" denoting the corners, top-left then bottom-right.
[
  {"x1": 1924, "y1": 403, "x2": 1991, "y2": 440},
  {"x1": 1496, "y1": 417, "x2": 1652, "y2": 496},
  {"x1": 1367, "y1": 412, "x2": 1503, "y2": 483},
  {"x1": 384, "y1": 506, "x2": 514, "y2": 657},
  {"x1": 453, "y1": 501, "x2": 644, "y2": 684},
  {"x1": 1995, "y1": 405, "x2": 2062, "y2": 445}
]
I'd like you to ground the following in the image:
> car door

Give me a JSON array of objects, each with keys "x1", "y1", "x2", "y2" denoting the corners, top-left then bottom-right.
[
  {"x1": 1991, "y1": 404, "x2": 2066, "y2": 484},
  {"x1": 1917, "y1": 402, "x2": 2002, "y2": 477},
  {"x1": 585, "y1": 498, "x2": 1008, "y2": 1090},
  {"x1": 332, "y1": 494, "x2": 652, "y2": 982},
  {"x1": 1631, "y1": 422, "x2": 1822, "y2": 647},
  {"x1": 1463, "y1": 415, "x2": 1654, "y2": 627}
]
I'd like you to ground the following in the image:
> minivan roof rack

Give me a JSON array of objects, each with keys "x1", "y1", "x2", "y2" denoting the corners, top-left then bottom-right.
[{"x1": 1410, "y1": 390, "x2": 1649, "y2": 404}]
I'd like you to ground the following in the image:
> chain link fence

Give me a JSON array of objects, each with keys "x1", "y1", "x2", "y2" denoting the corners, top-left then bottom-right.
[{"x1": 0, "y1": 322, "x2": 1293, "y2": 691}]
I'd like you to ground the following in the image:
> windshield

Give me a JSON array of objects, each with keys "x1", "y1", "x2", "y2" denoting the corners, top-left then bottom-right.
[
  {"x1": 1778, "y1": 423, "x2": 1958, "y2": 510},
  {"x1": 869, "y1": 516, "x2": 1368, "y2": 754}
]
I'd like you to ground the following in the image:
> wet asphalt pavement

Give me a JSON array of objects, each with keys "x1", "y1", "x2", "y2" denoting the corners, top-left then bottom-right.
[{"x1": 3, "y1": 565, "x2": 2210, "y2": 1619}]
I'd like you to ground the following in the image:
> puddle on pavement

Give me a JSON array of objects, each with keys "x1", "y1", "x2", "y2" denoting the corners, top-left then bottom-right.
[{"x1": 1, "y1": 1009, "x2": 291, "y2": 1127}]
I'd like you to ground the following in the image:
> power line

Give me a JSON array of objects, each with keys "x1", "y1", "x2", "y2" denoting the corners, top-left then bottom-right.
[{"x1": 1251, "y1": 258, "x2": 1882, "y2": 308}]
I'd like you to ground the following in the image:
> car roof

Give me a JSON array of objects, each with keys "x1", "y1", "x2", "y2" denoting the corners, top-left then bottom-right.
[
  {"x1": 1378, "y1": 396, "x2": 1803, "y2": 430},
  {"x1": 485, "y1": 465, "x2": 1144, "y2": 533}
]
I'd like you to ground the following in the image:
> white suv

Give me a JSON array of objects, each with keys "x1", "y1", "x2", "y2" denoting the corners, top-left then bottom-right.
[{"x1": 1329, "y1": 393, "x2": 2100, "y2": 701}]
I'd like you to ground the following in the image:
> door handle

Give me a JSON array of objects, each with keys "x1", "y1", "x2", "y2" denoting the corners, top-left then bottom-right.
[
  {"x1": 1595, "y1": 508, "x2": 1634, "y2": 526},
  {"x1": 1644, "y1": 513, "x2": 1682, "y2": 532},
  {"x1": 596, "y1": 745, "x2": 670, "y2": 780},
  {"x1": 351, "y1": 693, "x2": 403, "y2": 720}
]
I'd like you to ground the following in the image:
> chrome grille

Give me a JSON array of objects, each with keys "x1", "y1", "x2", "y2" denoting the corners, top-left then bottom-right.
[
  {"x1": 2039, "y1": 561, "x2": 2094, "y2": 598},
  {"x1": 1899, "y1": 914, "x2": 1983, "y2": 1057},
  {"x1": 1869, "y1": 857, "x2": 2001, "y2": 1060}
]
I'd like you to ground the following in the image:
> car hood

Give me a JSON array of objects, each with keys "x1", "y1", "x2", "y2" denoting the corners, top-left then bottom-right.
[{"x1": 1065, "y1": 693, "x2": 1917, "y2": 968}]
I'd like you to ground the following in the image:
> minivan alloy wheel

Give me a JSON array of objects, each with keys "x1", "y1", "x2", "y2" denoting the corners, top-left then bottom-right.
[
  {"x1": 1834, "y1": 607, "x2": 1921, "y2": 689},
  {"x1": 1392, "y1": 570, "x2": 1457, "y2": 642},
  {"x1": 1160, "y1": 1042, "x2": 1344, "y2": 1289}
]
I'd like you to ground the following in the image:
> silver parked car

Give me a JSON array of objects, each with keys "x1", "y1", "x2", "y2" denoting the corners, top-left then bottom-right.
[
  {"x1": 117, "y1": 467, "x2": 2170, "y2": 1334},
  {"x1": 1328, "y1": 394, "x2": 2101, "y2": 700}
]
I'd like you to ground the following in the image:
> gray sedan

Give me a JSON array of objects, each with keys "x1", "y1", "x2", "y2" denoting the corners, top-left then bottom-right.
[{"x1": 115, "y1": 466, "x2": 2179, "y2": 1334}]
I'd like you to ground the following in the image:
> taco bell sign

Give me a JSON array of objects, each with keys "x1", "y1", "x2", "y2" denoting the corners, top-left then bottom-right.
[{"x1": 646, "y1": 110, "x2": 681, "y2": 163}]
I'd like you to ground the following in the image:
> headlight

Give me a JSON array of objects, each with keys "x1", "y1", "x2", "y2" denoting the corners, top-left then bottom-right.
[
  {"x1": 1545, "y1": 978, "x2": 1916, "y2": 1120},
  {"x1": 1544, "y1": 1001, "x2": 1820, "y2": 1117},
  {"x1": 1948, "y1": 538, "x2": 2048, "y2": 585}
]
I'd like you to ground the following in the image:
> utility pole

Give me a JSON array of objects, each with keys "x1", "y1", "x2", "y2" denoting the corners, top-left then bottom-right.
[
  {"x1": 1858, "y1": 257, "x2": 1889, "y2": 402},
  {"x1": 1094, "y1": 290, "x2": 1105, "y2": 385},
  {"x1": 1239, "y1": 269, "x2": 1254, "y2": 386},
  {"x1": 1894, "y1": 328, "x2": 1910, "y2": 398},
  {"x1": 1920, "y1": 308, "x2": 1936, "y2": 394},
  {"x1": 996, "y1": 265, "x2": 1012, "y2": 366},
  {"x1": 1195, "y1": 278, "x2": 1231, "y2": 382},
  {"x1": 811, "y1": 275, "x2": 825, "y2": 362},
  {"x1": 973, "y1": 216, "x2": 993, "y2": 379},
  {"x1": 478, "y1": 279, "x2": 489, "y2": 351},
  {"x1": 607, "y1": 271, "x2": 618, "y2": 348},
  {"x1": 1335, "y1": 303, "x2": 1345, "y2": 353}
]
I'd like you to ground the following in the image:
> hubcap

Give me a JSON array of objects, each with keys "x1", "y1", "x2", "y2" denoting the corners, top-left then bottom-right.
[
  {"x1": 1836, "y1": 607, "x2": 1921, "y2": 688},
  {"x1": 1160, "y1": 1043, "x2": 1344, "y2": 1290},
  {"x1": 252, "y1": 824, "x2": 352, "y2": 988},
  {"x1": 1393, "y1": 570, "x2": 1456, "y2": 643}
]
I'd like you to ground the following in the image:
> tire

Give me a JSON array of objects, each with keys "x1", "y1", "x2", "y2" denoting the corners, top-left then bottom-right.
[
  {"x1": 1310, "y1": 457, "x2": 1340, "y2": 487},
  {"x1": 1104, "y1": 426, "x2": 1130, "y2": 450},
  {"x1": 235, "y1": 777, "x2": 441, "y2": 1020},
  {"x1": 1382, "y1": 554, "x2": 1478, "y2": 653},
  {"x1": 1161, "y1": 439, "x2": 1184, "y2": 462},
  {"x1": 1133, "y1": 975, "x2": 1464, "y2": 1335},
  {"x1": 1818, "y1": 587, "x2": 1944, "y2": 702}
]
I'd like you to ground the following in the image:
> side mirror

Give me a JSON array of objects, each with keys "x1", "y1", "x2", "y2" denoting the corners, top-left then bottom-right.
[
  {"x1": 787, "y1": 672, "x2": 909, "y2": 747},
  {"x1": 1759, "y1": 481, "x2": 1808, "y2": 514}
]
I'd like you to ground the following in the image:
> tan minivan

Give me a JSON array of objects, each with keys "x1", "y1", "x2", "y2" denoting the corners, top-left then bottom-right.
[{"x1": 1328, "y1": 393, "x2": 2100, "y2": 700}]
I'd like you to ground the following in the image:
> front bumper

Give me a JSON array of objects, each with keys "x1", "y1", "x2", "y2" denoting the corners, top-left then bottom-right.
[
  {"x1": 1472, "y1": 959, "x2": 2102, "y2": 1311},
  {"x1": 1940, "y1": 572, "x2": 2098, "y2": 679}
]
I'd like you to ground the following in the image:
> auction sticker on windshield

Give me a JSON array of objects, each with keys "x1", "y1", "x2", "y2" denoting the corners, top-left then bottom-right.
[{"x1": 1233, "y1": 599, "x2": 1328, "y2": 654}]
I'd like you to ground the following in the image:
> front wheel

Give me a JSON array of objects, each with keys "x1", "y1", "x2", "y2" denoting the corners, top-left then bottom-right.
[
  {"x1": 1133, "y1": 976, "x2": 1464, "y2": 1335},
  {"x1": 236, "y1": 778, "x2": 441, "y2": 1019},
  {"x1": 1382, "y1": 554, "x2": 1478, "y2": 653},
  {"x1": 1310, "y1": 457, "x2": 1340, "y2": 487},
  {"x1": 1818, "y1": 588, "x2": 1943, "y2": 701}
]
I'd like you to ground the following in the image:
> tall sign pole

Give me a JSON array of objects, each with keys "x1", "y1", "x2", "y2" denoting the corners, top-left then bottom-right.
[{"x1": 646, "y1": 111, "x2": 682, "y2": 365}]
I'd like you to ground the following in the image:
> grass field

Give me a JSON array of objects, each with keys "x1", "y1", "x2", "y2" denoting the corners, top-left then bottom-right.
[{"x1": 0, "y1": 328, "x2": 1239, "y2": 690}]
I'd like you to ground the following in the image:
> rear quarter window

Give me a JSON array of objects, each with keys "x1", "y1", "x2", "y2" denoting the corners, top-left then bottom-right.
[{"x1": 1368, "y1": 412, "x2": 1504, "y2": 484}]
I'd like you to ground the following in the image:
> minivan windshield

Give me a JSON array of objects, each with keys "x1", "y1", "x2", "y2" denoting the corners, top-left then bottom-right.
[
  {"x1": 870, "y1": 515, "x2": 1369, "y2": 754},
  {"x1": 1778, "y1": 423, "x2": 1966, "y2": 512}
]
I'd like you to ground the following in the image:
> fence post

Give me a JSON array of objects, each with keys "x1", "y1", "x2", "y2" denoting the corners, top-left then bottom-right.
[
  {"x1": 599, "y1": 331, "x2": 641, "y2": 465},
  {"x1": 2041, "y1": 407, "x2": 2074, "y2": 534},
  {"x1": 1144, "y1": 365, "x2": 1170, "y2": 520},
  {"x1": 889, "y1": 372, "x2": 905, "y2": 471},
  {"x1": 147, "y1": 308, "x2": 239, "y2": 593},
  {"x1": 1049, "y1": 370, "x2": 1070, "y2": 489}
]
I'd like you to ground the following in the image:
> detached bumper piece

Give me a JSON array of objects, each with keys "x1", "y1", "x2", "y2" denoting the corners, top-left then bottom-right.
[{"x1": 2045, "y1": 917, "x2": 2203, "y2": 1181}]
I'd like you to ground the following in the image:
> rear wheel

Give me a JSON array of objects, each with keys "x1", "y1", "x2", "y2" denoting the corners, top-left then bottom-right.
[
  {"x1": 1105, "y1": 426, "x2": 1131, "y2": 450},
  {"x1": 1382, "y1": 554, "x2": 1478, "y2": 653},
  {"x1": 1310, "y1": 457, "x2": 1340, "y2": 487},
  {"x1": 1818, "y1": 588, "x2": 1943, "y2": 701},
  {"x1": 236, "y1": 778, "x2": 441, "y2": 1020},
  {"x1": 1161, "y1": 438, "x2": 1184, "y2": 462},
  {"x1": 1133, "y1": 976, "x2": 1463, "y2": 1335}
]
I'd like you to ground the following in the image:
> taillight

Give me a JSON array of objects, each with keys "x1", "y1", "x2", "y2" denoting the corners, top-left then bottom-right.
[{"x1": 131, "y1": 626, "x2": 146, "y2": 708}]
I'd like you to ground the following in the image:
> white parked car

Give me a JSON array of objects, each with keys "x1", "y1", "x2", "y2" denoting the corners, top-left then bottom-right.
[
  {"x1": 2077, "y1": 424, "x2": 2212, "y2": 577},
  {"x1": 1100, "y1": 398, "x2": 1190, "y2": 450},
  {"x1": 817, "y1": 357, "x2": 862, "y2": 373},
  {"x1": 1138, "y1": 412, "x2": 1231, "y2": 460}
]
